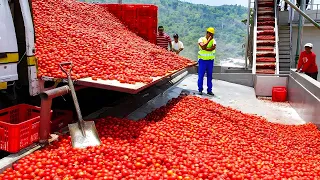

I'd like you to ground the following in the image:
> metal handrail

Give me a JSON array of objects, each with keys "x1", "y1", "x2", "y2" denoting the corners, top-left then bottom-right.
[
  {"x1": 252, "y1": 0, "x2": 258, "y2": 74},
  {"x1": 274, "y1": 0, "x2": 280, "y2": 74}
]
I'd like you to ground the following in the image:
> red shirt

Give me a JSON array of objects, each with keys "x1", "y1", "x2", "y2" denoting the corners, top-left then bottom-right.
[
  {"x1": 157, "y1": 33, "x2": 171, "y2": 49},
  {"x1": 297, "y1": 51, "x2": 318, "y2": 73}
]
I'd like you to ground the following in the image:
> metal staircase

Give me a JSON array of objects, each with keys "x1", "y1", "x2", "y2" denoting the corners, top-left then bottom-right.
[{"x1": 278, "y1": 25, "x2": 291, "y2": 74}]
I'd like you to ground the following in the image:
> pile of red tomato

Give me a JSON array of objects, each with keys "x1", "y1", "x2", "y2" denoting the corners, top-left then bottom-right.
[
  {"x1": 32, "y1": 0, "x2": 194, "y2": 84},
  {"x1": 1, "y1": 96, "x2": 320, "y2": 179}
]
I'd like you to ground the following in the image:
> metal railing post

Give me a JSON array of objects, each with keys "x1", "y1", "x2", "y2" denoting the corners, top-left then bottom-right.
[{"x1": 245, "y1": 0, "x2": 251, "y2": 69}]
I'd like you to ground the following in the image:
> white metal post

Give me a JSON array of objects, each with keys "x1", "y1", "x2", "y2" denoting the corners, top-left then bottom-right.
[{"x1": 244, "y1": 0, "x2": 251, "y2": 69}]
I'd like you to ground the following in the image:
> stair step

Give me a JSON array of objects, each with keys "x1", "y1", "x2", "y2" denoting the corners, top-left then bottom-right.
[
  {"x1": 257, "y1": 41, "x2": 275, "y2": 46},
  {"x1": 257, "y1": 35, "x2": 275, "y2": 40},
  {"x1": 279, "y1": 58, "x2": 291, "y2": 63},
  {"x1": 279, "y1": 54, "x2": 290, "y2": 59},
  {"x1": 279, "y1": 71, "x2": 291, "y2": 74},
  {"x1": 257, "y1": 52, "x2": 276, "y2": 57},
  {"x1": 258, "y1": 11, "x2": 274, "y2": 16},
  {"x1": 279, "y1": 42, "x2": 290, "y2": 46},
  {"x1": 257, "y1": 30, "x2": 275, "y2": 35},
  {"x1": 257, "y1": 57, "x2": 276, "y2": 62},
  {"x1": 278, "y1": 31, "x2": 290, "y2": 34},
  {"x1": 256, "y1": 64, "x2": 276, "y2": 69},
  {"x1": 258, "y1": 7, "x2": 273, "y2": 10},
  {"x1": 258, "y1": 21, "x2": 275, "y2": 26},
  {"x1": 279, "y1": 41, "x2": 290, "y2": 44},
  {"x1": 279, "y1": 50, "x2": 290, "y2": 55},
  {"x1": 258, "y1": 17, "x2": 275, "y2": 22},
  {"x1": 258, "y1": 10, "x2": 274, "y2": 13},
  {"x1": 279, "y1": 47, "x2": 290, "y2": 51},
  {"x1": 259, "y1": 15, "x2": 274, "y2": 18},
  {"x1": 279, "y1": 34, "x2": 290, "y2": 38},
  {"x1": 280, "y1": 68, "x2": 291, "y2": 71},
  {"x1": 278, "y1": 43, "x2": 290, "y2": 47},
  {"x1": 256, "y1": 69, "x2": 276, "y2": 74},
  {"x1": 279, "y1": 26, "x2": 290, "y2": 30},
  {"x1": 279, "y1": 62, "x2": 291, "y2": 67},
  {"x1": 279, "y1": 28, "x2": 290, "y2": 31},
  {"x1": 257, "y1": 47, "x2": 274, "y2": 51},
  {"x1": 257, "y1": 26, "x2": 274, "y2": 31}
]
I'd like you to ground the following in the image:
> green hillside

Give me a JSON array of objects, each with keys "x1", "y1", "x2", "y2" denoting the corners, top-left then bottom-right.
[{"x1": 81, "y1": 0, "x2": 248, "y2": 62}]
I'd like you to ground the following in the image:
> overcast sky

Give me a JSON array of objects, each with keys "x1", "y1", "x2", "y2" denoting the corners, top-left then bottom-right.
[{"x1": 181, "y1": 0, "x2": 320, "y2": 7}]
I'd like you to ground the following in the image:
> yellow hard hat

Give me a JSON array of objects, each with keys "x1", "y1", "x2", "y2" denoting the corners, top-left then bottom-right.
[{"x1": 207, "y1": 27, "x2": 215, "y2": 34}]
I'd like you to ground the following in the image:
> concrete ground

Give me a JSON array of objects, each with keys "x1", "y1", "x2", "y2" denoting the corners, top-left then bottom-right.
[{"x1": 128, "y1": 74, "x2": 305, "y2": 125}]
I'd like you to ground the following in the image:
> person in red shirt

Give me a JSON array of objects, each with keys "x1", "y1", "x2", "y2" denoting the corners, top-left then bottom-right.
[{"x1": 296, "y1": 43, "x2": 318, "y2": 80}]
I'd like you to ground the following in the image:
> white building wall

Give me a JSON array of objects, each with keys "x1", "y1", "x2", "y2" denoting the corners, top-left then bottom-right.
[{"x1": 291, "y1": 26, "x2": 320, "y2": 80}]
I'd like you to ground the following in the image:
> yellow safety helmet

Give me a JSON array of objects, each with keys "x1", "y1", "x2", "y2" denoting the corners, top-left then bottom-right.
[{"x1": 207, "y1": 27, "x2": 215, "y2": 34}]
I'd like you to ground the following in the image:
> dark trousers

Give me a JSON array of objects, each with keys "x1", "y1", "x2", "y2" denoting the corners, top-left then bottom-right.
[{"x1": 305, "y1": 72, "x2": 318, "y2": 80}]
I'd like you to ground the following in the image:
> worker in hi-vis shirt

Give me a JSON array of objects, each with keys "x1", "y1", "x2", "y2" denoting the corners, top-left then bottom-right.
[{"x1": 197, "y1": 27, "x2": 216, "y2": 96}]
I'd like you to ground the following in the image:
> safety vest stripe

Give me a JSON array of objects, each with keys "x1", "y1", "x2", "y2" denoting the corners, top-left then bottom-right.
[{"x1": 198, "y1": 52, "x2": 216, "y2": 56}]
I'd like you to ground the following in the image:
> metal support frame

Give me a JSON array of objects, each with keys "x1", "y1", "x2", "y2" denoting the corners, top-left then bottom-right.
[
  {"x1": 38, "y1": 85, "x2": 86, "y2": 143},
  {"x1": 39, "y1": 86, "x2": 70, "y2": 143}
]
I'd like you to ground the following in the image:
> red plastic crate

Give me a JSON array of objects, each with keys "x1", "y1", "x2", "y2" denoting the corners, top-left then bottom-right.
[
  {"x1": 122, "y1": 5, "x2": 137, "y2": 19},
  {"x1": 272, "y1": 87, "x2": 287, "y2": 102},
  {"x1": 113, "y1": 11, "x2": 124, "y2": 20},
  {"x1": 137, "y1": 5, "x2": 158, "y2": 17},
  {"x1": 99, "y1": 4, "x2": 122, "y2": 12},
  {"x1": 138, "y1": 17, "x2": 157, "y2": 29},
  {"x1": 50, "y1": 110, "x2": 73, "y2": 133},
  {"x1": 0, "y1": 104, "x2": 52, "y2": 153}
]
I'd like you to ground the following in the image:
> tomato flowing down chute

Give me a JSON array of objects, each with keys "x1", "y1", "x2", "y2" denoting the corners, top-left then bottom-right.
[
  {"x1": 32, "y1": 0, "x2": 194, "y2": 84},
  {"x1": 1, "y1": 95, "x2": 320, "y2": 179}
]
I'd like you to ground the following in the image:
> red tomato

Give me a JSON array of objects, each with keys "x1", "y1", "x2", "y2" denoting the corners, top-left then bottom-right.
[
  {"x1": 2, "y1": 95, "x2": 320, "y2": 179},
  {"x1": 33, "y1": 0, "x2": 194, "y2": 84}
]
